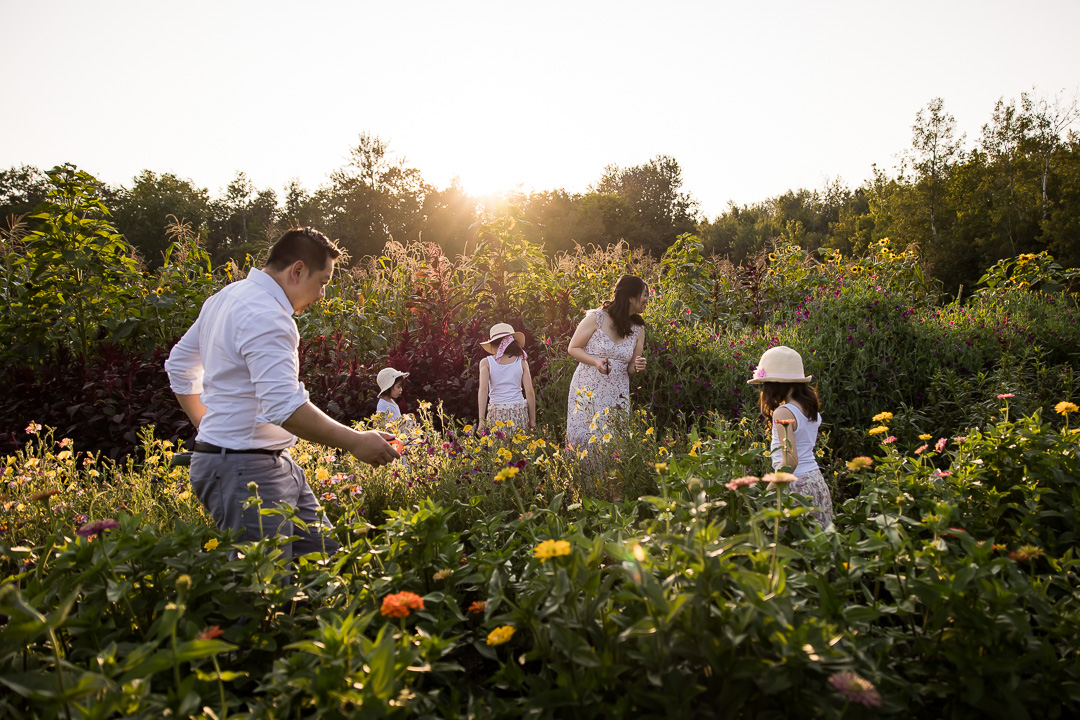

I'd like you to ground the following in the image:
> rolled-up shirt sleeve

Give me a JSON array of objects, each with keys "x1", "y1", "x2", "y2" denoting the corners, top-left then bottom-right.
[
  {"x1": 164, "y1": 318, "x2": 205, "y2": 395},
  {"x1": 240, "y1": 312, "x2": 310, "y2": 426}
]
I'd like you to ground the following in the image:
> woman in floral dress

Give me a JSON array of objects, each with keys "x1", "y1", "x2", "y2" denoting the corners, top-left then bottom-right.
[{"x1": 566, "y1": 275, "x2": 649, "y2": 456}]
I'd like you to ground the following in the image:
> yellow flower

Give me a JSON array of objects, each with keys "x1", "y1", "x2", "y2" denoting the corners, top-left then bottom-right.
[
  {"x1": 872, "y1": 412, "x2": 893, "y2": 423},
  {"x1": 645, "y1": 427, "x2": 655, "y2": 436},
  {"x1": 56, "y1": 450, "x2": 72, "y2": 461},
  {"x1": 918, "y1": 434, "x2": 932, "y2": 441},
  {"x1": 497, "y1": 447, "x2": 513, "y2": 461},
  {"x1": 534, "y1": 539, "x2": 571, "y2": 562},
  {"x1": 654, "y1": 462, "x2": 668, "y2": 473},
  {"x1": 585, "y1": 391, "x2": 594, "y2": 398},
  {"x1": 495, "y1": 420, "x2": 505, "y2": 429},
  {"x1": 1056, "y1": 401, "x2": 1078, "y2": 415},
  {"x1": 298, "y1": 453, "x2": 312, "y2": 465},
  {"x1": 315, "y1": 467, "x2": 330, "y2": 482},
  {"x1": 602, "y1": 433, "x2": 612, "y2": 443},
  {"x1": 463, "y1": 424, "x2": 474, "y2": 433},
  {"x1": 658, "y1": 447, "x2": 668, "y2": 456},
  {"x1": 868, "y1": 426, "x2": 888, "y2": 436},
  {"x1": 204, "y1": 538, "x2": 219, "y2": 551},
  {"x1": 419, "y1": 401, "x2": 432, "y2": 410},
  {"x1": 487, "y1": 626, "x2": 516, "y2": 646},
  {"x1": 494, "y1": 467, "x2": 520, "y2": 483}
]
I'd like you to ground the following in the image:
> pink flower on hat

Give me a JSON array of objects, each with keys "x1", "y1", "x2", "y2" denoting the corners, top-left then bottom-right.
[{"x1": 754, "y1": 367, "x2": 768, "y2": 379}]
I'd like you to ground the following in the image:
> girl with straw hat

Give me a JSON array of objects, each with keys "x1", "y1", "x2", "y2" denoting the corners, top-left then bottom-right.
[
  {"x1": 748, "y1": 345, "x2": 833, "y2": 528},
  {"x1": 478, "y1": 323, "x2": 535, "y2": 431}
]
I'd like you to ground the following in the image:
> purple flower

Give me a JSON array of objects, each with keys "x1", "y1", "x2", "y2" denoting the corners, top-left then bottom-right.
[{"x1": 77, "y1": 518, "x2": 119, "y2": 537}]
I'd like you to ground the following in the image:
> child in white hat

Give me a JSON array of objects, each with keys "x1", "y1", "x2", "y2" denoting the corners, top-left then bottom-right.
[
  {"x1": 478, "y1": 323, "x2": 536, "y2": 432},
  {"x1": 376, "y1": 367, "x2": 409, "y2": 421},
  {"x1": 748, "y1": 346, "x2": 833, "y2": 528}
]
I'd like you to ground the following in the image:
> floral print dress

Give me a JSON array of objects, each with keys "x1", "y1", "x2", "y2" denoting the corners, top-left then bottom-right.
[{"x1": 566, "y1": 309, "x2": 642, "y2": 454}]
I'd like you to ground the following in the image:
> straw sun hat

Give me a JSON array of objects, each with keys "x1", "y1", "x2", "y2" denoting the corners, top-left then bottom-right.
[
  {"x1": 747, "y1": 346, "x2": 813, "y2": 384},
  {"x1": 480, "y1": 323, "x2": 525, "y2": 354},
  {"x1": 377, "y1": 367, "x2": 409, "y2": 395}
]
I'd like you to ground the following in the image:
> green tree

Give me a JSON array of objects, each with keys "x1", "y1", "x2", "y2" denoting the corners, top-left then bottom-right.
[
  {"x1": 0, "y1": 164, "x2": 49, "y2": 228},
  {"x1": 281, "y1": 178, "x2": 327, "y2": 230},
  {"x1": 592, "y1": 155, "x2": 698, "y2": 253},
  {"x1": 1021, "y1": 89, "x2": 1079, "y2": 222},
  {"x1": 322, "y1": 133, "x2": 428, "y2": 261},
  {"x1": 908, "y1": 97, "x2": 965, "y2": 247},
  {"x1": 208, "y1": 171, "x2": 279, "y2": 263},
  {"x1": 111, "y1": 170, "x2": 212, "y2": 268},
  {"x1": 419, "y1": 179, "x2": 478, "y2": 258}
]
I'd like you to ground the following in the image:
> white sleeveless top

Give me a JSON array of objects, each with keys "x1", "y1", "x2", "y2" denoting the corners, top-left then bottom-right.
[
  {"x1": 769, "y1": 402, "x2": 821, "y2": 476},
  {"x1": 486, "y1": 356, "x2": 525, "y2": 404}
]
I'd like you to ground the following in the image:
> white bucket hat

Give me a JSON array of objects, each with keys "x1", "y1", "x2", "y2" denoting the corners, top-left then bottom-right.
[
  {"x1": 377, "y1": 367, "x2": 409, "y2": 395},
  {"x1": 480, "y1": 323, "x2": 525, "y2": 354},
  {"x1": 747, "y1": 346, "x2": 813, "y2": 384}
]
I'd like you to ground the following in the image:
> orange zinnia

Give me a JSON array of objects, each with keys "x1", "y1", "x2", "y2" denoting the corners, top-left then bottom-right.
[{"x1": 381, "y1": 591, "x2": 425, "y2": 618}]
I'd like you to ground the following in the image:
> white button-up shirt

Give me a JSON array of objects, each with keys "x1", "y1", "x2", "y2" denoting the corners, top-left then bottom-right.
[{"x1": 165, "y1": 268, "x2": 310, "y2": 450}]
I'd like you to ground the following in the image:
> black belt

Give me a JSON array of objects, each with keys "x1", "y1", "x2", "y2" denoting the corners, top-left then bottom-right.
[{"x1": 192, "y1": 441, "x2": 285, "y2": 456}]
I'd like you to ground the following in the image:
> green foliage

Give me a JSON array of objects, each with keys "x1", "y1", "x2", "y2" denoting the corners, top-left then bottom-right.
[
  {"x1": 0, "y1": 165, "x2": 145, "y2": 364},
  {"x1": 3, "y1": 407, "x2": 1080, "y2": 717}
]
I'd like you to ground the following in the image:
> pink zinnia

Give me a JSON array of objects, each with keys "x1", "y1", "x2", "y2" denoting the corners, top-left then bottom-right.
[
  {"x1": 725, "y1": 475, "x2": 760, "y2": 491},
  {"x1": 882, "y1": 436, "x2": 897, "y2": 444},
  {"x1": 997, "y1": 393, "x2": 1015, "y2": 400},
  {"x1": 829, "y1": 671, "x2": 882, "y2": 708},
  {"x1": 934, "y1": 469, "x2": 952, "y2": 478},
  {"x1": 934, "y1": 438, "x2": 947, "y2": 453}
]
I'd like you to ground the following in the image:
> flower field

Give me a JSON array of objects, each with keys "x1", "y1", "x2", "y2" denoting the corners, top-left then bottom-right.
[{"x1": 1, "y1": 173, "x2": 1080, "y2": 717}]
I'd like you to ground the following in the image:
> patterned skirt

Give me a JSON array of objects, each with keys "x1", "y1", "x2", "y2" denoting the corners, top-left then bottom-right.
[
  {"x1": 791, "y1": 468, "x2": 834, "y2": 529},
  {"x1": 487, "y1": 401, "x2": 530, "y2": 430}
]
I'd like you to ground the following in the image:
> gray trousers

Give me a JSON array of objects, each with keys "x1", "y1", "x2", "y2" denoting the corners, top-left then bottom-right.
[{"x1": 189, "y1": 451, "x2": 340, "y2": 558}]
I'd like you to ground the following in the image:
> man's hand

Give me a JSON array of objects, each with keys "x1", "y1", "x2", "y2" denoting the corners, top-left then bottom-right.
[{"x1": 349, "y1": 430, "x2": 400, "y2": 467}]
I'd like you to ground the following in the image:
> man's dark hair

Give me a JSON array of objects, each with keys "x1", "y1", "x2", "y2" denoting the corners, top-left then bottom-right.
[{"x1": 265, "y1": 227, "x2": 341, "y2": 272}]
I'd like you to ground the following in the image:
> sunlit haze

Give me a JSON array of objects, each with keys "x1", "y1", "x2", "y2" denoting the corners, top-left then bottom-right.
[{"x1": 2, "y1": 0, "x2": 1079, "y2": 217}]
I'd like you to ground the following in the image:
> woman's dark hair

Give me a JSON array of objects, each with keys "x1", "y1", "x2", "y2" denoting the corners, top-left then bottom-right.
[
  {"x1": 601, "y1": 274, "x2": 648, "y2": 339},
  {"x1": 265, "y1": 227, "x2": 341, "y2": 272},
  {"x1": 759, "y1": 382, "x2": 820, "y2": 422}
]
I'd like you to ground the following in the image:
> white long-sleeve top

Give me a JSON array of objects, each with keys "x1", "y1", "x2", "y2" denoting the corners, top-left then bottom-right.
[{"x1": 164, "y1": 268, "x2": 309, "y2": 450}]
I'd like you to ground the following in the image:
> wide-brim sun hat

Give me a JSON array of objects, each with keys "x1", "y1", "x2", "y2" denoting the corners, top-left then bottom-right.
[
  {"x1": 747, "y1": 346, "x2": 813, "y2": 384},
  {"x1": 377, "y1": 367, "x2": 409, "y2": 394},
  {"x1": 480, "y1": 323, "x2": 525, "y2": 354}
]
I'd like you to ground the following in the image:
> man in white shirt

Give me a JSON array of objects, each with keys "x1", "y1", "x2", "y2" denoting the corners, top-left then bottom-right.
[{"x1": 165, "y1": 227, "x2": 398, "y2": 556}]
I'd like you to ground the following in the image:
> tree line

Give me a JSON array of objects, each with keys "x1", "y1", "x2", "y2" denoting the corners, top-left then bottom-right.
[{"x1": 1, "y1": 89, "x2": 1077, "y2": 292}]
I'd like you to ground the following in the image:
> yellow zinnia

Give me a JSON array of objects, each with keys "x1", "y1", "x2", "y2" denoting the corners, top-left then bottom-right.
[
  {"x1": 534, "y1": 539, "x2": 571, "y2": 562},
  {"x1": 1056, "y1": 401, "x2": 1078, "y2": 415},
  {"x1": 872, "y1": 412, "x2": 893, "y2": 423},
  {"x1": 204, "y1": 538, "x2": 219, "y2": 551},
  {"x1": 868, "y1": 426, "x2": 888, "y2": 436},
  {"x1": 487, "y1": 626, "x2": 515, "y2": 646}
]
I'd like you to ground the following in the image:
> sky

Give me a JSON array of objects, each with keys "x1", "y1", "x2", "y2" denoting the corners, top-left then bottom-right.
[{"x1": 2, "y1": 0, "x2": 1079, "y2": 219}]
